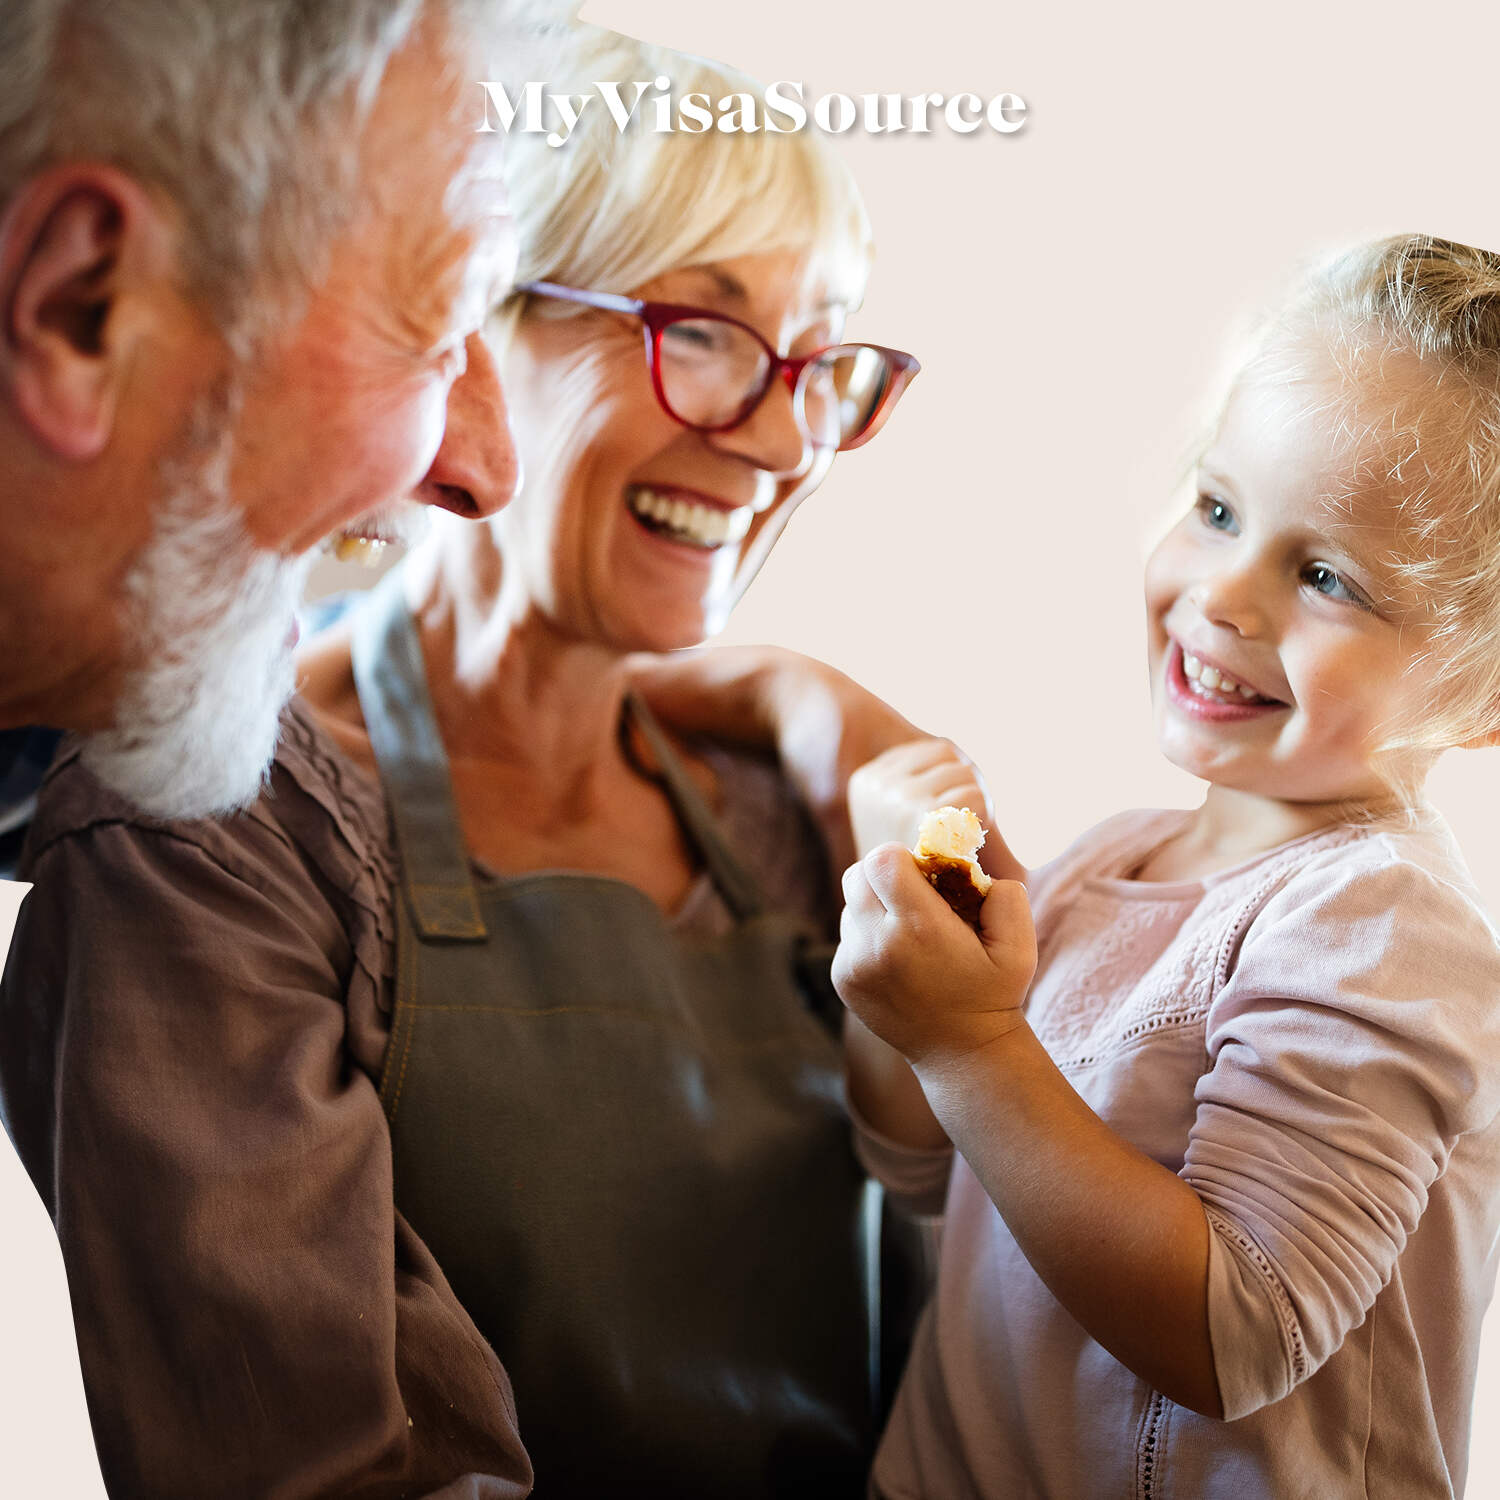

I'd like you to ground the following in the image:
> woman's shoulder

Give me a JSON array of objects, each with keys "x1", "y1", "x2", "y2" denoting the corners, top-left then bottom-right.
[{"x1": 695, "y1": 737, "x2": 837, "y2": 932}]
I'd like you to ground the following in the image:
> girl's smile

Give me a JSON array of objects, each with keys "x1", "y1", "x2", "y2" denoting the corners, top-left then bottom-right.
[{"x1": 1162, "y1": 637, "x2": 1288, "y2": 722}]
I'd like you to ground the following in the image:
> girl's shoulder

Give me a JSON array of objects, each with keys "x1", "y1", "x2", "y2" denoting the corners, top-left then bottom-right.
[
  {"x1": 1207, "y1": 812, "x2": 1500, "y2": 1135},
  {"x1": 1247, "y1": 809, "x2": 1495, "y2": 941},
  {"x1": 1221, "y1": 809, "x2": 1500, "y2": 1034}
]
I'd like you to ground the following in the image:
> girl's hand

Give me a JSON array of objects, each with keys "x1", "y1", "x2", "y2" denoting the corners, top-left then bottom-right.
[
  {"x1": 833, "y1": 844, "x2": 1037, "y2": 1069},
  {"x1": 848, "y1": 739, "x2": 1026, "y2": 882}
]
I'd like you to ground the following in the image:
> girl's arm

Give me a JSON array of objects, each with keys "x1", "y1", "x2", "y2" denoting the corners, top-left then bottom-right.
[{"x1": 835, "y1": 844, "x2": 1224, "y2": 1418}]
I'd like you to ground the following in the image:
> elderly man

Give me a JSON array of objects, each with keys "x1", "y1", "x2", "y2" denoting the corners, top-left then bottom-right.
[
  {"x1": 0, "y1": 0, "x2": 529, "y2": 820},
  {"x1": 0, "y1": 1, "x2": 556, "y2": 1495}
]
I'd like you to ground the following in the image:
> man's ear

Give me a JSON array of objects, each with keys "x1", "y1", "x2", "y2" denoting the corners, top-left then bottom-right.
[{"x1": 0, "y1": 164, "x2": 180, "y2": 462}]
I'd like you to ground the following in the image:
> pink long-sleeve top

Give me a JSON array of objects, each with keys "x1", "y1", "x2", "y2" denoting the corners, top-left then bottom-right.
[{"x1": 859, "y1": 807, "x2": 1500, "y2": 1500}]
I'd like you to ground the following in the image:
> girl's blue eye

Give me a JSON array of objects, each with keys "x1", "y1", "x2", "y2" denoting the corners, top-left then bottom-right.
[
  {"x1": 1196, "y1": 494, "x2": 1237, "y2": 532},
  {"x1": 1303, "y1": 562, "x2": 1366, "y2": 608}
]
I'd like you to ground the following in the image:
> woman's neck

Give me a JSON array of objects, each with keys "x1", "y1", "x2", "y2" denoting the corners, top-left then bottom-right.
[{"x1": 401, "y1": 528, "x2": 632, "y2": 811}]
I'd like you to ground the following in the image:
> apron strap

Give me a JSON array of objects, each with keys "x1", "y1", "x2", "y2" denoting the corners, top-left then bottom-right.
[
  {"x1": 621, "y1": 691, "x2": 769, "y2": 924},
  {"x1": 350, "y1": 570, "x2": 488, "y2": 942}
]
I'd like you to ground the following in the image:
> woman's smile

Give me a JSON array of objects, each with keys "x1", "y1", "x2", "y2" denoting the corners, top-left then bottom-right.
[{"x1": 624, "y1": 482, "x2": 754, "y2": 553}]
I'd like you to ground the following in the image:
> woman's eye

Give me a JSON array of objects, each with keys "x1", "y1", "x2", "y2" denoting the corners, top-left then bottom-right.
[
  {"x1": 1302, "y1": 562, "x2": 1369, "y2": 609},
  {"x1": 662, "y1": 321, "x2": 724, "y2": 353},
  {"x1": 1195, "y1": 493, "x2": 1237, "y2": 532}
]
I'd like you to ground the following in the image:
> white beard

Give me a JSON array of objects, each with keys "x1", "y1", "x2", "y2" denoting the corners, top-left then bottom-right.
[{"x1": 79, "y1": 392, "x2": 311, "y2": 821}]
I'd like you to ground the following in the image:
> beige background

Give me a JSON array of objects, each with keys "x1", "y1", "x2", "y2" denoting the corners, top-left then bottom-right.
[{"x1": 3, "y1": 0, "x2": 1498, "y2": 1487}]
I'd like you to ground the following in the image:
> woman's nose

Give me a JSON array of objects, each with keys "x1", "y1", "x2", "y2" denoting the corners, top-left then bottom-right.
[
  {"x1": 413, "y1": 333, "x2": 520, "y2": 519},
  {"x1": 707, "y1": 371, "x2": 814, "y2": 479}
]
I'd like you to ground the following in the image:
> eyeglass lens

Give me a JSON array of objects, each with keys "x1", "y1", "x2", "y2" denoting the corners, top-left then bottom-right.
[{"x1": 656, "y1": 319, "x2": 896, "y2": 448}]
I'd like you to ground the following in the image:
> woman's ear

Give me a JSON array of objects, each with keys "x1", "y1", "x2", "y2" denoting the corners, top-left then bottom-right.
[{"x1": 0, "y1": 164, "x2": 181, "y2": 462}]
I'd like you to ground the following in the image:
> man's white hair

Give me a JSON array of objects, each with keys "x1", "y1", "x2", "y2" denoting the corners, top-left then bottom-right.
[
  {"x1": 78, "y1": 384, "x2": 314, "y2": 820},
  {"x1": 0, "y1": 0, "x2": 568, "y2": 347}
]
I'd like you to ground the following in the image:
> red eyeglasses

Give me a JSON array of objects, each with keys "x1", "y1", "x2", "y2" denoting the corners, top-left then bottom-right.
[{"x1": 517, "y1": 280, "x2": 919, "y2": 453}]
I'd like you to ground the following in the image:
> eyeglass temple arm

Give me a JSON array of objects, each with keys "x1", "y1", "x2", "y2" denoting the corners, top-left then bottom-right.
[{"x1": 515, "y1": 281, "x2": 646, "y2": 317}]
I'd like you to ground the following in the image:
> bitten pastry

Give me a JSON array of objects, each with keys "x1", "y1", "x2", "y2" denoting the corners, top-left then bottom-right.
[{"x1": 913, "y1": 806, "x2": 994, "y2": 927}]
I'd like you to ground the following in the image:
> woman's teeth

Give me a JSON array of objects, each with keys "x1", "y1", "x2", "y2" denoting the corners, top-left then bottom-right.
[
  {"x1": 628, "y1": 487, "x2": 752, "y2": 549},
  {"x1": 1182, "y1": 650, "x2": 1268, "y2": 702}
]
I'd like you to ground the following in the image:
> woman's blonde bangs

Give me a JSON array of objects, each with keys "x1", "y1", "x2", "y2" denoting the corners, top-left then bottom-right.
[{"x1": 503, "y1": 27, "x2": 873, "y2": 312}]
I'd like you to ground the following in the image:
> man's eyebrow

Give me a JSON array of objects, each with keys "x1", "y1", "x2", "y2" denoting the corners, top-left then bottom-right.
[{"x1": 403, "y1": 227, "x2": 468, "y2": 310}]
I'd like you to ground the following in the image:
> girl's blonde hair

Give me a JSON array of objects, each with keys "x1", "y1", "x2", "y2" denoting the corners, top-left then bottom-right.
[
  {"x1": 495, "y1": 26, "x2": 873, "y2": 337},
  {"x1": 1242, "y1": 234, "x2": 1500, "y2": 803}
]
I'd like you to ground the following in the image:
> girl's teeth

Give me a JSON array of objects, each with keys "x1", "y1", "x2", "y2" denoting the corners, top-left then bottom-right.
[
  {"x1": 1182, "y1": 648, "x2": 1262, "y2": 702},
  {"x1": 627, "y1": 486, "x2": 749, "y2": 549}
]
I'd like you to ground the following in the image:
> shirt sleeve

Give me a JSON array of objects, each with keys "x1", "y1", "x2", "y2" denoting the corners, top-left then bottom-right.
[
  {"x1": 849, "y1": 1097, "x2": 955, "y2": 1214},
  {"x1": 0, "y1": 817, "x2": 532, "y2": 1500},
  {"x1": 1181, "y1": 846, "x2": 1500, "y2": 1419}
]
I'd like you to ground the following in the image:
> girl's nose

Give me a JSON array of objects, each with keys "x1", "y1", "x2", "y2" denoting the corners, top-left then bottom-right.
[{"x1": 1190, "y1": 559, "x2": 1270, "y2": 638}]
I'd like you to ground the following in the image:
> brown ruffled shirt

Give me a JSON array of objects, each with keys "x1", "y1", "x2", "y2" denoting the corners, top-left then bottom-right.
[{"x1": 0, "y1": 696, "x2": 834, "y2": 1499}]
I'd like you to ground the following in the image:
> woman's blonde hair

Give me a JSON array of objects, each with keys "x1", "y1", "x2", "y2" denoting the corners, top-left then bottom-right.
[
  {"x1": 1237, "y1": 234, "x2": 1500, "y2": 804},
  {"x1": 495, "y1": 26, "x2": 873, "y2": 334}
]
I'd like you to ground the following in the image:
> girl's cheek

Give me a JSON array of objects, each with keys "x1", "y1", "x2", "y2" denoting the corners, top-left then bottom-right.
[{"x1": 1143, "y1": 540, "x2": 1188, "y2": 631}]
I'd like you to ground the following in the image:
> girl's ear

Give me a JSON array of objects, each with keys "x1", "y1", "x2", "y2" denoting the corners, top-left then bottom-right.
[{"x1": 1455, "y1": 722, "x2": 1500, "y2": 751}]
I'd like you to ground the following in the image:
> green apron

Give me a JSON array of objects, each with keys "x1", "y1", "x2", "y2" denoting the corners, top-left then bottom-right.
[{"x1": 351, "y1": 575, "x2": 873, "y2": 1497}]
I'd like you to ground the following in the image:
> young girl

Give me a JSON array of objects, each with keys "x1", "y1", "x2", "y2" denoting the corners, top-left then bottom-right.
[{"x1": 833, "y1": 234, "x2": 1500, "y2": 1499}]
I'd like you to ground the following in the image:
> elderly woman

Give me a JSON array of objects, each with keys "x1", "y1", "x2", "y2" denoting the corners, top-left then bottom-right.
[{"x1": 297, "y1": 29, "x2": 919, "y2": 1498}]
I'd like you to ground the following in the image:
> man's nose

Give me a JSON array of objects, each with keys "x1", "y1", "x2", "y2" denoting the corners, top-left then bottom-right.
[{"x1": 413, "y1": 333, "x2": 519, "y2": 519}]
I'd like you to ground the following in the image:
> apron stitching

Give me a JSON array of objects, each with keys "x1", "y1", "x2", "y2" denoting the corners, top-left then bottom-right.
[
  {"x1": 382, "y1": 903, "x2": 422, "y2": 1122},
  {"x1": 387, "y1": 1006, "x2": 418, "y2": 1124},
  {"x1": 378, "y1": 905, "x2": 408, "y2": 1108}
]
